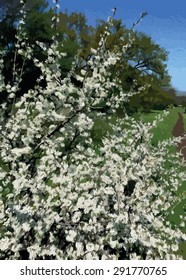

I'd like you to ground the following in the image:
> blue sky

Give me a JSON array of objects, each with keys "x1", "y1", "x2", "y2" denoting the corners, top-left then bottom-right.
[{"x1": 48, "y1": 0, "x2": 186, "y2": 93}]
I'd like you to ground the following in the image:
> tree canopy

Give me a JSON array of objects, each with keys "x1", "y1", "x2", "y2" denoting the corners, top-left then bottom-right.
[{"x1": 0, "y1": 1, "x2": 177, "y2": 113}]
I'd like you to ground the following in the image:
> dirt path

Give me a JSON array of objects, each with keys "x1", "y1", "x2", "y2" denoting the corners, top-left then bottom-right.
[{"x1": 172, "y1": 112, "x2": 186, "y2": 162}]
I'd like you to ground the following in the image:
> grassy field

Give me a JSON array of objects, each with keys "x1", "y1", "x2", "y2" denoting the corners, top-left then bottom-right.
[
  {"x1": 91, "y1": 107, "x2": 185, "y2": 144},
  {"x1": 183, "y1": 112, "x2": 186, "y2": 131}
]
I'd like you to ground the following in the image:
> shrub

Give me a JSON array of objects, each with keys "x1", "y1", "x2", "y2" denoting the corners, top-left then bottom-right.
[{"x1": 0, "y1": 0, "x2": 185, "y2": 259}]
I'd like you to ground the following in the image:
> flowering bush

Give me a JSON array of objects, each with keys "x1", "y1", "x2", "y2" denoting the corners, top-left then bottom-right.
[{"x1": 0, "y1": 0, "x2": 186, "y2": 259}]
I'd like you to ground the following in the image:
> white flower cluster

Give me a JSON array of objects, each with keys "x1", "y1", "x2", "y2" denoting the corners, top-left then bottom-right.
[{"x1": 0, "y1": 1, "x2": 185, "y2": 260}]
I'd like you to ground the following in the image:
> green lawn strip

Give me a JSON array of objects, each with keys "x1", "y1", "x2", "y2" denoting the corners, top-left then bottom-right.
[
  {"x1": 182, "y1": 113, "x2": 186, "y2": 131},
  {"x1": 133, "y1": 109, "x2": 164, "y2": 123},
  {"x1": 140, "y1": 107, "x2": 183, "y2": 144},
  {"x1": 91, "y1": 107, "x2": 183, "y2": 146}
]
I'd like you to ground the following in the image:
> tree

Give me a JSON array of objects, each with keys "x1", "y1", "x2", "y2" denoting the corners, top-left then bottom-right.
[
  {"x1": 0, "y1": 4, "x2": 96, "y2": 106},
  {"x1": 0, "y1": 0, "x2": 35, "y2": 16},
  {"x1": 0, "y1": 2, "x2": 185, "y2": 260},
  {"x1": 0, "y1": 0, "x2": 54, "y2": 107},
  {"x1": 56, "y1": 10, "x2": 94, "y2": 77},
  {"x1": 0, "y1": 4, "x2": 176, "y2": 114},
  {"x1": 175, "y1": 95, "x2": 186, "y2": 107},
  {"x1": 78, "y1": 18, "x2": 176, "y2": 114},
  {"x1": 126, "y1": 76, "x2": 177, "y2": 113}
]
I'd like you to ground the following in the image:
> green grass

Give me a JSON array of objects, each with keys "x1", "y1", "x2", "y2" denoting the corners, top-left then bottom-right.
[
  {"x1": 183, "y1": 112, "x2": 186, "y2": 131},
  {"x1": 91, "y1": 107, "x2": 184, "y2": 146},
  {"x1": 137, "y1": 107, "x2": 183, "y2": 144},
  {"x1": 133, "y1": 109, "x2": 164, "y2": 123}
]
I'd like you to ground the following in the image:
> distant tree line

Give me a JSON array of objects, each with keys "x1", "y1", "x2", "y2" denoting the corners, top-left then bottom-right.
[{"x1": 175, "y1": 95, "x2": 186, "y2": 107}]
